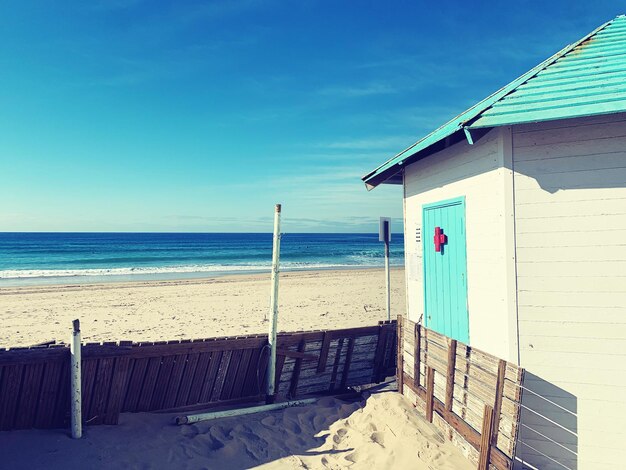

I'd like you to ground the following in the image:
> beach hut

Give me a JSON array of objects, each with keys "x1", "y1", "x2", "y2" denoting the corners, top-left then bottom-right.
[{"x1": 362, "y1": 15, "x2": 626, "y2": 470}]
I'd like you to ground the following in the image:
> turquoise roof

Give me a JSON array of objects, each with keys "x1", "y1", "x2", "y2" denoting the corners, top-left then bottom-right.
[{"x1": 363, "y1": 15, "x2": 626, "y2": 189}]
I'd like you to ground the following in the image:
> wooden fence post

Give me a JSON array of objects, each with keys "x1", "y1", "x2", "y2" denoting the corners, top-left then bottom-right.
[
  {"x1": 491, "y1": 360, "x2": 506, "y2": 447},
  {"x1": 288, "y1": 339, "x2": 306, "y2": 398},
  {"x1": 396, "y1": 315, "x2": 404, "y2": 394},
  {"x1": 478, "y1": 404, "x2": 494, "y2": 470},
  {"x1": 425, "y1": 366, "x2": 435, "y2": 422},
  {"x1": 445, "y1": 339, "x2": 457, "y2": 414},
  {"x1": 372, "y1": 323, "x2": 387, "y2": 382},
  {"x1": 413, "y1": 322, "x2": 421, "y2": 388}
]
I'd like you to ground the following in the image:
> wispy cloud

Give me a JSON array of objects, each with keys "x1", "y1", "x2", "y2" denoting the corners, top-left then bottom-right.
[
  {"x1": 317, "y1": 82, "x2": 401, "y2": 98},
  {"x1": 317, "y1": 136, "x2": 416, "y2": 151}
]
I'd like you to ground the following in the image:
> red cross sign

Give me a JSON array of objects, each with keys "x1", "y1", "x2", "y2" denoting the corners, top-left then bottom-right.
[{"x1": 434, "y1": 226, "x2": 447, "y2": 252}]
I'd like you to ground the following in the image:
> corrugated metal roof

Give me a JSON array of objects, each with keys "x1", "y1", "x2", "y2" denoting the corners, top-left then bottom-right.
[{"x1": 363, "y1": 15, "x2": 626, "y2": 190}]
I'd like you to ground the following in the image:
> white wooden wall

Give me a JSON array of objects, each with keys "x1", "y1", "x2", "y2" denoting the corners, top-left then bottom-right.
[
  {"x1": 402, "y1": 128, "x2": 519, "y2": 362},
  {"x1": 512, "y1": 113, "x2": 626, "y2": 470}
]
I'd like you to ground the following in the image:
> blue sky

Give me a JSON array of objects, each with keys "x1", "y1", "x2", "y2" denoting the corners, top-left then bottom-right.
[{"x1": 0, "y1": 1, "x2": 620, "y2": 232}]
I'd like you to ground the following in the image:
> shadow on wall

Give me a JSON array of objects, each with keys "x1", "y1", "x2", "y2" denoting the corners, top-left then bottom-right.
[{"x1": 515, "y1": 372, "x2": 578, "y2": 470}]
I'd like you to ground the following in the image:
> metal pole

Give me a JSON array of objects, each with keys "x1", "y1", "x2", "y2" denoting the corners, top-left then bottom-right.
[
  {"x1": 176, "y1": 397, "x2": 316, "y2": 425},
  {"x1": 266, "y1": 204, "x2": 281, "y2": 403},
  {"x1": 385, "y1": 238, "x2": 390, "y2": 322},
  {"x1": 70, "y1": 319, "x2": 82, "y2": 439}
]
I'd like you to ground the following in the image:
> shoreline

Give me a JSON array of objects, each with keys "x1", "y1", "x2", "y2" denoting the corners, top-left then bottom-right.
[
  {"x1": 1, "y1": 267, "x2": 406, "y2": 348},
  {"x1": 0, "y1": 263, "x2": 404, "y2": 289}
]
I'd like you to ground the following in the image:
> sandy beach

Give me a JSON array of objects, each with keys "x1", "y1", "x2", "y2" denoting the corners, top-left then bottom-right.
[
  {"x1": 0, "y1": 268, "x2": 405, "y2": 348},
  {"x1": 0, "y1": 390, "x2": 472, "y2": 470}
]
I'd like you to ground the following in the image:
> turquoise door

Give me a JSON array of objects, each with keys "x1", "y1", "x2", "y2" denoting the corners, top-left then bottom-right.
[{"x1": 422, "y1": 197, "x2": 469, "y2": 343}]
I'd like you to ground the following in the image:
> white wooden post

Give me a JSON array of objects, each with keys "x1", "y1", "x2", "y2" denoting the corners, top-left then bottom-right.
[
  {"x1": 70, "y1": 319, "x2": 82, "y2": 439},
  {"x1": 266, "y1": 204, "x2": 281, "y2": 403}
]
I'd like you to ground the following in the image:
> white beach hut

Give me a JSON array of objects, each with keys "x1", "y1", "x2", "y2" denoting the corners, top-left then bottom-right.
[{"x1": 362, "y1": 15, "x2": 626, "y2": 470}]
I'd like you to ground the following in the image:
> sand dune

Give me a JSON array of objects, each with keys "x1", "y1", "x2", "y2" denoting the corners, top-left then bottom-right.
[
  {"x1": 0, "y1": 391, "x2": 472, "y2": 470},
  {"x1": 0, "y1": 268, "x2": 405, "y2": 348}
]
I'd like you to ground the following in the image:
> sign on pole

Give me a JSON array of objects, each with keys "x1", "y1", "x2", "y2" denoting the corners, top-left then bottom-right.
[{"x1": 379, "y1": 217, "x2": 391, "y2": 243}]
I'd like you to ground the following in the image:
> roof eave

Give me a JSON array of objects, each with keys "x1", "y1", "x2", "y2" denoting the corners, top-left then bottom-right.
[{"x1": 362, "y1": 128, "x2": 470, "y2": 188}]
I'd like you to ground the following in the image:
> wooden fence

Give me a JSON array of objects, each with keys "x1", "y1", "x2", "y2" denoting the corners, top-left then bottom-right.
[
  {"x1": 0, "y1": 321, "x2": 396, "y2": 431},
  {"x1": 397, "y1": 316, "x2": 524, "y2": 470}
]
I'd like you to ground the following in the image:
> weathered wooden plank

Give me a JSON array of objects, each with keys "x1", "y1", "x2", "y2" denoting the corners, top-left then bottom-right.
[
  {"x1": 258, "y1": 346, "x2": 270, "y2": 393},
  {"x1": 425, "y1": 337, "x2": 449, "y2": 361},
  {"x1": 220, "y1": 349, "x2": 243, "y2": 400},
  {"x1": 452, "y1": 383, "x2": 517, "y2": 430},
  {"x1": 372, "y1": 325, "x2": 388, "y2": 382},
  {"x1": 241, "y1": 347, "x2": 263, "y2": 397},
  {"x1": 491, "y1": 360, "x2": 507, "y2": 448},
  {"x1": 0, "y1": 348, "x2": 68, "y2": 365},
  {"x1": 507, "y1": 368, "x2": 525, "y2": 460},
  {"x1": 425, "y1": 366, "x2": 435, "y2": 423},
  {"x1": 422, "y1": 349, "x2": 448, "y2": 374},
  {"x1": 386, "y1": 323, "x2": 397, "y2": 372},
  {"x1": 34, "y1": 360, "x2": 64, "y2": 428},
  {"x1": 174, "y1": 353, "x2": 200, "y2": 407},
  {"x1": 452, "y1": 395, "x2": 485, "y2": 433},
  {"x1": 103, "y1": 356, "x2": 131, "y2": 425},
  {"x1": 456, "y1": 355, "x2": 499, "y2": 381},
  {"x1": 80, "y1": 359, "x2": 98, "y2": 420},
  {"x1": 328, "y1": 339, "x2": 344, "y2": 392},
  {"x1": 122, "y1": 358, "x2": 148, "y2": 412},
  {"x1": 478, "y1": 405, "x2": 494, "y2": 470},
  {"x1": 414, "y1": 322, "x2": 421, "y2": 388},
  {"x1": 289, "y1": 340, "x2": 306, "y2": 398},
  {"x1": 136, "y1": 357, "x2": 162, "y2": 412},
  {"x1": 196, "y1": 351, "x2": 219, "y2": 403},
  {"x1": 340, "y1": 337, "x2": 355, "y2": 390},
  {"x1": 317, "y1": 332, "x2": 331, "y2": 373},
  {"x1": 149, "y1": 355, "x2": 175, "y2": 411},
  {"x1": 124, "y1": 337, "x2": 267, "y2": 358},
  {"x1": 424, "y1": 327, "x2": 448, "y2": 349},
  {"x1": 52, "y1": 361, "x2": 70, "y2": 427},
  {"x1": 397, "y1": 315, "x2": 404, "y2": 393},
  {"x1": 279, "y1": 356, "x2": 296, "y2": 382},
  {"x1": 455, "y1": 362, "x2": 498, "y2": 391},
  {"x1": 456, "y1": 345, "x2": 500, "y2": 375},
  {"x1": 162, "y1": 354, "x2": 188, "y2": 409},
  {"x1": 453, "y1": 374, "x2": 497, "y2": 411},
  {"x1": 211, "y1": 350, "x2": 232, "y2": 402},
  {"x1": 187, "y1": 352, "x2": 213, "y2": 405},
  {"x1": 230, "y1": 349, "x2": 254, "y2": 399},
  {"x1": 89, "y1": 357, "x2": 115, "y2": 424},
  {"x1": 445, "y1": 339, "x2": 457, "y2": 413},
  {"x1": 273, "y1": 352, "x2": 286, "y2": 397},
  {"x1": 13, "y1": 362, "x2": 44, "y2": 429},
  {"x1": 503, "y1": 378, "x2": 522, "y2": 402}
]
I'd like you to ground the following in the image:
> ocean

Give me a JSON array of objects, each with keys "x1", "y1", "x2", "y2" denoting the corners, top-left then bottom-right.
[{"x1": 0, "y1": 232, "x2": 404, "y2": 286}]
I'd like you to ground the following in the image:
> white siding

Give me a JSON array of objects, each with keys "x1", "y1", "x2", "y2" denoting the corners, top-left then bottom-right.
[
  {"x1": 513, "y1": 113, "x2": 626, "y2": 470},
  {"x1": 403, "y1": 128, "x2": 519, "y2": 361}
]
